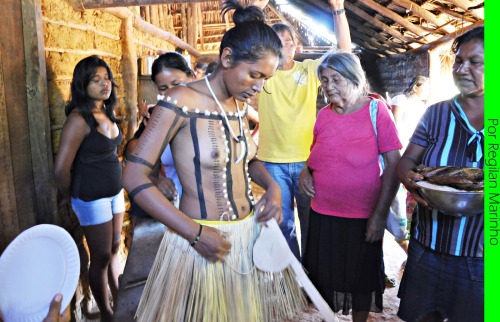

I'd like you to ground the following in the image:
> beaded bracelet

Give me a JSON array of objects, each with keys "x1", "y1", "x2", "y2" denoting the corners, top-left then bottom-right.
[
  {"x1": 332, "y1": 8, "x2": 345, "y2": 16},
  {"x1": 190, "y1": 224, "x2": 203, "y2": 247}
]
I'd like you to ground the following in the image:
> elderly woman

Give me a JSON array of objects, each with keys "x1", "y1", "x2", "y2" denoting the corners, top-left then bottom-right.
[
  {"x1": 396, "y1": 27, "x2": 484, "y2": 322},
  {"x1": 298, "y1": 52, "x2": 402, "y2": 322}
]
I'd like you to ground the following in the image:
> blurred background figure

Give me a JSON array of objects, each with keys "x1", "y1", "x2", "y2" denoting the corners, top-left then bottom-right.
[
  {"x1": 391, "y1": 75, "x2": 431, "y2": 151},
  {"x1": 205, "y1": 61, "x2": 219, "y2": 76},
  {"x1": 193, "y1": 61, "x2": 208, "y2": 80},
  {"x1": 388, "y1": 76, "x2": 431, "y2": 270},
  {"x1": 130, "y1": 52, "x2": 196, "y2": 209}
]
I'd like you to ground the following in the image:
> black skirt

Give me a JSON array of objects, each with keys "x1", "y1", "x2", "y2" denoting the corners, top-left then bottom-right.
[{"x1": 303, "y1": 209, "x2": 385, "y2": 315}]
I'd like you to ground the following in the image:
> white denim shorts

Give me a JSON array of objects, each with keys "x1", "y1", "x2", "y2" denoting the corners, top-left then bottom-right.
[{"x1": 71, "y1": 190, "x2": 125, "y2": 226}]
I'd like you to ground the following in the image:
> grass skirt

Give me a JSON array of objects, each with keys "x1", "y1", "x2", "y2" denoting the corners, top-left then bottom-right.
[{"x1": 135, "y1": 215, "x2": 306, "y2": 322}]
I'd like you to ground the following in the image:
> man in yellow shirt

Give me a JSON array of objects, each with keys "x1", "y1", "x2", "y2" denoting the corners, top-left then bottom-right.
[{"x1": 258, "y1": 0, "x2": 351, "y2": 260}]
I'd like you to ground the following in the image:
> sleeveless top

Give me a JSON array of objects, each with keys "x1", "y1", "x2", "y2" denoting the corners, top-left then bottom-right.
[{"x1": 71, "y1": 127, "x2": 123, "y2": 201}]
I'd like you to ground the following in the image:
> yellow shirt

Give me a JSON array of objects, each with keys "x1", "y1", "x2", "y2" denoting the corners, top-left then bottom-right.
[{"x1": 257, "y1": 59, "x2": 321, "y2": 162}]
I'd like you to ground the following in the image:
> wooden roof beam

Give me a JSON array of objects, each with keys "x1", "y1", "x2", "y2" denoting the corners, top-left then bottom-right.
[
  {"x1": 446, "y1": 0, "x2": 484, "y2": 19},
  {"x1": 424, "y1": 3, "x2": 476, "y2": 23},
  {"x1": 410, "y1": 19, "x2": 483, "y2": 54},
  {"x1": 100, "y1": 7, "x2": 201, "y2": 57},
  {"x1": 349, "y1": 19, "x2": 409, "y2": 50},
  {"x1": 351, "y1": 35, "x2": 391, "y2": 57},
  {"x1": 71, "y1": 0, "x2": 207, "y2": 11},
  {"x1": 343, "y1": 2, "x2": 422, "y2": 45},
  {"x1": 356, "y1": 0, "x2": 427, "y2": 38},
  {"x1": 392, "y1": 0, "x2": 455, "y2": 34},
  {"x1": 267, "y1": 3, "x2": 310, "y2": 46},
  {"x1": 352, "y1": 31, "x2": 403, "y2": 54},
  {"x1": 303, "y1": 0, "x2": 412, "y2": 45}
]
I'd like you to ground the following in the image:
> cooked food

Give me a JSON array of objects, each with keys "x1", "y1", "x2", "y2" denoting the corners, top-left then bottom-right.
[{"x1": 415, "y1": 165, "x2": 483, "y2": 191}]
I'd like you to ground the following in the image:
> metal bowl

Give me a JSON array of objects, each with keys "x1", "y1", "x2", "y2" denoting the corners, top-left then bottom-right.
[{"x1": 416, "y1": 181, "x2": 483, "y2": 217}]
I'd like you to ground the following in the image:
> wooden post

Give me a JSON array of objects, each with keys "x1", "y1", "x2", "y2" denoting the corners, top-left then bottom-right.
[
  {"x1": 181, "y1": 4, "x2": 187, "y2": 43},
  {"x1": 21, "y1": 0, "x2": 59, "y2": 224},
  {"x1": 186, "y1": 3, "x2": 199, "y2": 50},
  {"x1": 150, "y1": 5, "x2": 159, "y2": 27},
  {"x1": 121, "y1": 15, "x2": 138, "y2": 141},
  {"x1": 144, "y1": 5, "x2": 151, "y2": 22},
  {"x1": 198, "y1": 3, "x2": 204, "y2": 48},
  {"x1": 158, "y1": 4, "x2": 165, "y2": 30},
  {"x1": 0, "y1": 49, "x2": 19, "y2": 252}
]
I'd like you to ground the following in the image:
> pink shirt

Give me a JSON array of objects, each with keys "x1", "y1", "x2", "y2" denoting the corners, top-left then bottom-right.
[{"x1": 308, "y1": 100, "x2": 402, "y2": 219}]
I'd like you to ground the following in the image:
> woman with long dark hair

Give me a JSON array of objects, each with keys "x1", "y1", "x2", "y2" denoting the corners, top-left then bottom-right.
[
  {"x1": 54, "y1": 55, "x2": 124, "y2": 321},
  {"x1": 123, "y1": 1, "x2": 307, "y2": 321}
]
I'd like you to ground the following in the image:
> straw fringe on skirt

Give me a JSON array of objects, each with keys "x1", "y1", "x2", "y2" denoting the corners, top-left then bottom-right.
[{"x1": 135, "y1": 215, "x2": 306, "y2": 322}]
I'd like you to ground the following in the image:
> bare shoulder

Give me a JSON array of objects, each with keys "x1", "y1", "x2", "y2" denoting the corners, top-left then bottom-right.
[
  {"x1": 63, "y1": 109, "x2": 90, "y2": 136},
  {"x1": 161, "y1": 80, "x2": 215, "y2": 112},
  {"x1": 65, "y1": 109, "x2": 86, "y2": 126}
]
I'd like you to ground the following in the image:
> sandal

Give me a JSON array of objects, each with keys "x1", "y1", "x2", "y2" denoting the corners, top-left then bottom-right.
[{"x1": 385, "y1": 275, "x2": 398, "y2": 288}]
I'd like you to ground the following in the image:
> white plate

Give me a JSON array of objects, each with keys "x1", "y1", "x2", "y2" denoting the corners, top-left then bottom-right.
[{"x1": 0, "y1": 224, "x2": 80, "y2": 322}]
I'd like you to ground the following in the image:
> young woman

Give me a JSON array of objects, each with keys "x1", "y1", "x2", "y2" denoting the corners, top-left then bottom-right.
[
  {"x1": 123, "y1": 1, "x2": 307, "y2": 321},
  {"x1": 54, "y1": 56, "x2": 124, "y2": 321}
]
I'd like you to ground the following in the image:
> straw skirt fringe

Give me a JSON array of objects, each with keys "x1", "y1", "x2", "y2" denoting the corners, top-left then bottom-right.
[{"x1": 135, "y1": 216, "x2": 306, "y2": 322}]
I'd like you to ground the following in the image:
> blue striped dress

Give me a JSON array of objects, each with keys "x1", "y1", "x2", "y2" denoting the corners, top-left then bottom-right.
[{"x1": 410, "y1": 96, "x2": 484, "y2": 257}]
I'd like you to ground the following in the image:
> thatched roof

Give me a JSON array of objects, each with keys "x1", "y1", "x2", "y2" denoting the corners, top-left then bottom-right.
[{"x1": 71, "y1": 0, "x2": 484, "y2": 57}]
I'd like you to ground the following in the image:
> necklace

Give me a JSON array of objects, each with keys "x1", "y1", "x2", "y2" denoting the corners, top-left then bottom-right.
[{"x1": 204, "y1": 76, "x2": 246, "y2": 164}]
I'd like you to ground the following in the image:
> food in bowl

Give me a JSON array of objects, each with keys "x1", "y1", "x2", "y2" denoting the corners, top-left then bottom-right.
[
  {"x1": 415, "y1": 180, "x2": 483, "y2": 217},
  {"x1": 415, "y1": 165, "x2": 483, "y2": 191}
]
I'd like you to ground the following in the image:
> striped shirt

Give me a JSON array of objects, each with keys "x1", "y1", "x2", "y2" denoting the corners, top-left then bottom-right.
[{"x1": 410, "y1": 97, "x2": 484, "y2": 257}]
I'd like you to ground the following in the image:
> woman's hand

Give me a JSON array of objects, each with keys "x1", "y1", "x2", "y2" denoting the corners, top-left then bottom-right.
[
  {"x1": 328, "y1": 0, "x2": 345, "y2": 10},
  {"x1": 298, "y1": 166, "x2": 315, "y2": 197},
  {"x1": 401, "y1": 170, "x2": 429, "y2": 207},
  {"x1": 192, "y1": 225, "x2": 232, "y2": 262},
  {"x1": 397, "y1": 144, "x2": 429, "y2": 208},
  {"x1": 139, "y1": 102, "x2": 156, "y2": 126},
  {"x1": 156, "y1": 176, "x2": 178, "y2": 201},
  {"x1": 365, "y1": 212, "x2": 386, "y2": 242},
  {"x1": 254, "y1": 183, "x2": 283, "y2": 224}
]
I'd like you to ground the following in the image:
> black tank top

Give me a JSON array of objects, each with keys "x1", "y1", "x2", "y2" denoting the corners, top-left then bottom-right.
[{"x1": 71, "y1": 127, "x2": 123, "y2": 201}]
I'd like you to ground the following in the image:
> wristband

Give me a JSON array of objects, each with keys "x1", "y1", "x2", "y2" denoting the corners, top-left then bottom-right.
[
  {"x1": 332, "y1": 8, "x2": 345, "y2": 16},
  {"x1": 190, "y1": 224, "x2": 203, "y2": 247}
]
